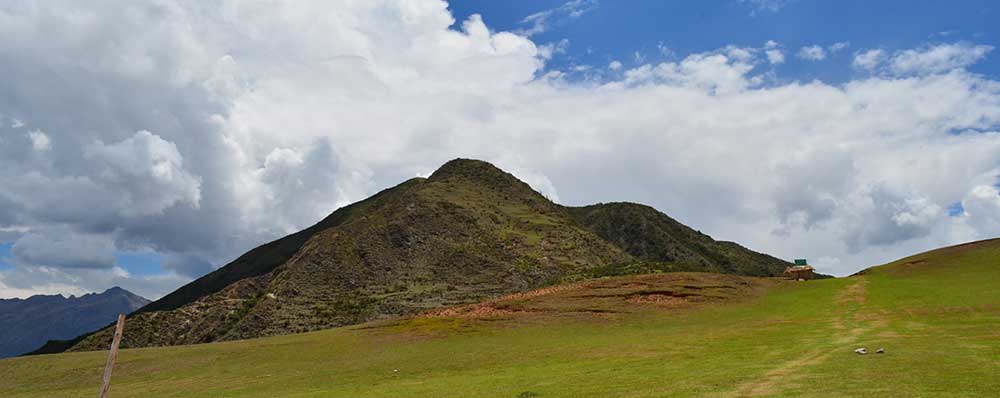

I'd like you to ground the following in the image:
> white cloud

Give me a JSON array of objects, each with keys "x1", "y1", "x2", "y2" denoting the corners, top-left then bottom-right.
[
  {"x1": 766, "y1": 50, "x2": 785, "y2": 64},
  {"x1": 621, "y1": 49, "x2": 758, "y2": 94},
  {"x1": 608, "y1": 60, "x2": 623, "y2": 71},
  {"x1": 0, "y1": 2, "x2": 999, "y2": 299},
  {"x1": 11, "y1": 229, "x2": 116, "y2": 269},
  {"x1": 889, "y1": 42, "x2": 993, "y2": 75},
  {"x1": 829, "y1": 42, "x2": 850, "y2": 53},
  {"x1": 842, "y1": 185, "x2": 944, "y2": 250},
  {"x1": 725, "y1": 46, "x2": 755, "y2": 62},
  {"x1": 853, "y1": 43, "x2": 993, "y2": 76},
  {"x1": 853, "y1": 49, "x2": 886, "y2": 70},
  {"x1": 797, "y1": 45, "x2": 826, "y2": 61},
  {"x1": 519, "y1": 0, "x2": 598, "y2": 36},
  {"x1": 959, "y1": 185, "x2": 1000, "y2": 233},
  {"x1": 537, "y1": 39, "x2": 570, "y2": 60},
  {"x1": 765, "y1": 42, "x2": 785, "y2": 64},
  {"x1": 84, "y1": 131, "x2": 202, "y2": 217},
  {"x1": 27, "y1": 130, "x2": 50, "y2": 151}
]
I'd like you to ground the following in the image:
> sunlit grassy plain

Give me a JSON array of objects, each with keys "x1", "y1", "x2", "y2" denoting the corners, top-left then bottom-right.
[{"x1": 2, "y1": 239, "x2": 997, "y2": 397}]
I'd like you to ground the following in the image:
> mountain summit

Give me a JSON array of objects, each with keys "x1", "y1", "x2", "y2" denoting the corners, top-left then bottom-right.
[
  {"x1": 41, "y1": 159, "x2": 789, "y2": 353},
  {"x1": 429, "y1": 158, "x2": 529, "y2": 189}
]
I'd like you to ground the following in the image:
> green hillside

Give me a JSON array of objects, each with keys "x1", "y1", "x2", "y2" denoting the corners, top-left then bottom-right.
[
  {"x1": 3, "y1": 239, "x2": 997, "y2": 397},
  {"x1": 37, "y1": 159, "x2": 790, "y2": 354}
]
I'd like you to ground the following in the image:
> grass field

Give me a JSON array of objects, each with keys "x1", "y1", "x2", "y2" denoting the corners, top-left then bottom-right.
[{"x1": 2, "y1": 239, "x2": 997, "y2": 397}]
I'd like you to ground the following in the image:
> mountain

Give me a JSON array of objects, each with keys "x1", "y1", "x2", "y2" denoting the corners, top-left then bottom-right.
[
  {"x1": 0, "y1": 287, "x2": 149, "y2": 358},
  {"x1": 41, "y1": 159, "x2": 790, "y2": 353},
  {"x1": 568, "y1": 202, "x2": 791, "y2": 276}
]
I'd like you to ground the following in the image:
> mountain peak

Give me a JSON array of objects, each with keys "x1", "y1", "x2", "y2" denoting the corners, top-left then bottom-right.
[
  {"x1": 428, "y1": 158, "x2": 507, "y2": 181},
  {"x1": 2, "y1": 286, "x2": 150, "y2": 358},
  {"x1": 427, "y1": 158, "x2": 540, "y2": 198}
]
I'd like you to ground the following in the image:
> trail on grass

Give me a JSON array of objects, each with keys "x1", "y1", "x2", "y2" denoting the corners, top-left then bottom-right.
[{"x1": 726, "y1": 278, "x2": 877, "y2": 397}]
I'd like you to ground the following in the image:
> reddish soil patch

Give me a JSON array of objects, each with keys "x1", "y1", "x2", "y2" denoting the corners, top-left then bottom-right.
[
  {"x1": 627, "y1": 294, "x2": 688, "y2": 306},
  {"x1": 492, "y1": 283, "x2": 580, "y2": 302},
  {"x1": 422, "y1": 305, "x2": 518, "y2": 318}
]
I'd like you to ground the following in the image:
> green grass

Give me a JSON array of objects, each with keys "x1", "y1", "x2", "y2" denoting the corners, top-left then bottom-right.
[{"x1": 3, "y1": 240, "x2": 998, "y2": 397}]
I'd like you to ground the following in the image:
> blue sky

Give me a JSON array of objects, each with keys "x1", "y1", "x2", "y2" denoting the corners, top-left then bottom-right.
[
  {"x1": 449, "y1": 0, "x2": 1000, "y2": 83},
  {"x1": 113, "y1": 252, "x2": 165, "y2": 277}
]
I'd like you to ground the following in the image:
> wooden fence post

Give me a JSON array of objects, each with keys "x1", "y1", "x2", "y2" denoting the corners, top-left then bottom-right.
[{"x1": 99, "y1": 314, "x2": 126, "y2": 398}]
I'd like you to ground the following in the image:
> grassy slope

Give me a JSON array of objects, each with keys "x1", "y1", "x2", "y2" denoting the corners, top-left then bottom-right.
[{"x1": 3, "y1": 239, "x2": 998, "y2": 397}]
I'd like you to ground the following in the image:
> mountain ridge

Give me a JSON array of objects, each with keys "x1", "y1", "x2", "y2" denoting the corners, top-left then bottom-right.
[
  {"x1": 568, "y1": 202, "x2": 791, "y2": 276},
  {"x1": 0, "y1": 286, "x2": 149, "y2": 358}
]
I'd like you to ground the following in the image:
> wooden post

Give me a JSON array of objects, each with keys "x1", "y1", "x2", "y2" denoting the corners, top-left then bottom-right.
[{"x1": 99, "y1": 314, "x2": 126, "y2": 398}]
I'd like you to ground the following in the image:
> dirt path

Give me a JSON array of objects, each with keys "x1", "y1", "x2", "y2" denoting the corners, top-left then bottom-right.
[{"x1": 726, "y1": 278, "x2": 873, "y2": 397}]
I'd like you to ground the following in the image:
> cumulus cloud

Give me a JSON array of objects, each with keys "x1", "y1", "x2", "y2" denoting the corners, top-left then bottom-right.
[
  {"x1": 84, "y1": 131, "x2": 202, "y2": 217},
  {"x1": 843, "y1": 185, "x2": 944, "y2": 250},
  {"x1": 797, "y1": 45, "x2": 826, "y2": 61},
  {"x1": 1, "y1": 1, "x2": 999, "y2": 298},
  {"x1": 27, "y1": 130, "x2": 50, "y2": 151},
  {"x1": 621, "y1": 49, "x2": 758, "y2": 94},
  {"x1": 853, "y1": 43, "x2": 993, "y2": 76},
  {"x1": 888, "y1": 42, "x2": 993, "y2": 75},
  {"x1": 608, "y1": 60, "x2": 623, "y2": 71},
  {"x1": 829, "y1": 42, "x2": 850, "y2": 53},
  {"x1": 959, "y1": 185, "x2": 1000, "y2": 234},
  {"x1": 853, "y1": 49, "x2": 886, "y2": 70},
  {"x1": 765, "y1": 40, "x2": 785, "y2": 64}
]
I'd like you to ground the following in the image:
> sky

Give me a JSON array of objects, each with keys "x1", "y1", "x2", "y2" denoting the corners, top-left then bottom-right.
[{"x1": 1, "y1": 0, "x2": 999, "y2": 299}]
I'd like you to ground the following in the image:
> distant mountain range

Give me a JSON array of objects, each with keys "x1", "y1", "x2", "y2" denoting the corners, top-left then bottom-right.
[
  {"x1": 0, "y1": 287, "x2": 149, "y2": 357},
  {"x1": 36, "y1": 159, "x2": 792, "y2": 354}
]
